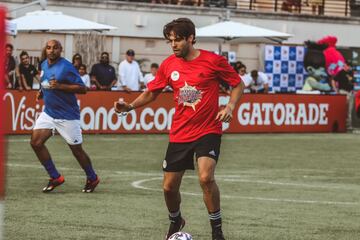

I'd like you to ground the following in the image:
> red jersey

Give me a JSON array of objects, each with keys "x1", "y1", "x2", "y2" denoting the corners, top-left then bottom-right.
[{"x1": 147, "y1": 50, "x2": 241, "y2": 142}]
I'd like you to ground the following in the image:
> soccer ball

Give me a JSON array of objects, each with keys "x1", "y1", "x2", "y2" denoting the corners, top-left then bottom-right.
[{"x1": 168, "y1": 231, "x2": 193, "y2": 240}]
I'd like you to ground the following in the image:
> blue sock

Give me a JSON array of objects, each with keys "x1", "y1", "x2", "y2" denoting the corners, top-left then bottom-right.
[
  {"x1": 42, "y1": 159, "x2": 60, "y2": 179},
  {"x1": 84, "y1": 165, "x2": 97, "y2": 181}
]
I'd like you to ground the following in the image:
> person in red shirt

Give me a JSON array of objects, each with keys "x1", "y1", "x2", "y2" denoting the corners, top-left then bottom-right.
[{"x1": 114, "y1": 18, "x2": 244, "y2": 240}]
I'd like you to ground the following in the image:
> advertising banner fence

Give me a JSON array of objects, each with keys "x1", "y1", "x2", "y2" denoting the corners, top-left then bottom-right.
[{"x1": 3, "y1": 90, "x2": 347, "y2": 134}]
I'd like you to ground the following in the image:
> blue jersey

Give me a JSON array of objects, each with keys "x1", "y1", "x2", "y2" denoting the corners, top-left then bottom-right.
[{"x1": 40, "y1": 57, "x2": 85, "y2": 120}]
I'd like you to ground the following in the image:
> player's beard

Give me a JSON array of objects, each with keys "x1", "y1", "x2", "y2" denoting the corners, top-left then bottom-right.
[
  {"x1": 173, "y1": 44, "x2": 190, "y2": 59},
  {"x1": 47, "y1": 54, "x2": 60, "y2": 63}
]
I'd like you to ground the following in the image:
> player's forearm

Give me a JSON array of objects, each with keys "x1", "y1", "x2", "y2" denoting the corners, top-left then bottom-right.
[
  {"x1": 227, "y1": 81, "x2": 245, "y2": 110},
  {"x1": 130, "y1": 90, "x2": 161, "y2": 110}
]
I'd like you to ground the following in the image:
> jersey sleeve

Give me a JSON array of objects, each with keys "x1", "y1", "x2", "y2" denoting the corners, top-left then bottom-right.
[
  {"x1": 147, "y1": 62, "x2": 168, "y2": 92},
  {"x1": 215, "y1": 56, "x2": 241, "y2": 87}
]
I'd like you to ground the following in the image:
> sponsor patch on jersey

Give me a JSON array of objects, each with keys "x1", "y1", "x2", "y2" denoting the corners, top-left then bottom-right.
[{"x1": 171, "y1": 71, "x2": 180, "y2": 81}]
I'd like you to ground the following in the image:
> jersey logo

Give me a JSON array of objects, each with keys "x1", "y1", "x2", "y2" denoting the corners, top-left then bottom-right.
[
  {"x1": 209, "y1": 150, "x2": 216, "y2": 157},
  {"x1": 171, "y1": 71, "x2": 180, "y2": 81},
  {"x1": 178, "y1": 81, "x2": 202, "y2": 111},
  {"x1": 163, "y1": 160, "x2": 167, "y2": 169}
]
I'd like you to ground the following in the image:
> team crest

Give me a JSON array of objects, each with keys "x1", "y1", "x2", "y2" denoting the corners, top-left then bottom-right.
[
  {"x1": 178, "y1": 81, "x2": 202, "y2": 111},
  {"x1": 171, "y1": 71, "x2": 180, "y2": 81}
]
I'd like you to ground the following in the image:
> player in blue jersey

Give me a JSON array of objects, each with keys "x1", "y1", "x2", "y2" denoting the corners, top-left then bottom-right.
[{"x1": 30, "y1": 39, "x2": 99, "y2": 193}]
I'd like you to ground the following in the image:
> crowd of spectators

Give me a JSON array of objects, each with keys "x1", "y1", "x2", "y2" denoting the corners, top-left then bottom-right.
[
  {"x1": 4, "y1": 44, "x2": 354, "y2": 95},
  {"x1": 3, "y1": 45, "x2": 162, "y2": 92},
  {"x1": 281, "y1": 0, "x2": 324, "y2": 15}
]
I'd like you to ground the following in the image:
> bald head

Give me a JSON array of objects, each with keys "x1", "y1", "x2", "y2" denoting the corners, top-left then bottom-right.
[{"x1": 45, "y1": 39, "x2": 62, "y2": 64}]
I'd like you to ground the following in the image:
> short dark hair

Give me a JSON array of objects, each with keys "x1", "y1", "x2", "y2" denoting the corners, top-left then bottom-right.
[
  {"x1": 251, "y1": 70, "x2": 258, "y2": 78},
  {"x1": 150, "y1": 63, "x2": 159, "y2": 69},
  {"x1": 79, "y1": 64, "x2": 87, "y2": 70},
  {"x1": 163, "y1": 18, "x2": 196, "y2": 44},
  {"x1": 72, "y1": 53, "x2": 82, "y2": 63},
  {"x1": 101, "y1": 52, "x2": 109, "y2": 57},
  {"x1": 126, "y1": 49, "x2": 135, "y2": 56},
  {"x1": 20, "y1": 50, "x2": 28, "y2": 59},
  {"x1": 6, "y1": 43, "x2": 13, "y2": 50}
]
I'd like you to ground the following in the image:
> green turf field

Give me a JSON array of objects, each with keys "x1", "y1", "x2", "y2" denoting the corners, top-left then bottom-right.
[{"x1": 4, "y1": 134, "x2": 360, "y2": 240}]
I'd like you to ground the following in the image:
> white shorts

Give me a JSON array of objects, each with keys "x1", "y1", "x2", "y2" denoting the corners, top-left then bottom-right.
[{"x1": 34, "y1": 112, "x2": 83, "y2": 145}]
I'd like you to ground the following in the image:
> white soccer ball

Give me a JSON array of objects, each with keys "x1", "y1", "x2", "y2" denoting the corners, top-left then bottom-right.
[{"x1": 168, "y1": 231, "x2": 193, "y2": 240}]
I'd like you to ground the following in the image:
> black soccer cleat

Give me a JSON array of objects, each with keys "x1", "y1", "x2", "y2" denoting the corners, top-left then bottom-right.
[
  {"x1": 165, "y1": 217, "x2": 186, "y2": 240},
  {"x1": 42, "y1": 175, "x2": 65, "y2": 193},
  {"x1": 212, "y1": 229, "x2": 225, "y2": 240},
  {"x1": 82, "y1": 176, "x2": 100, "y2": 193}
]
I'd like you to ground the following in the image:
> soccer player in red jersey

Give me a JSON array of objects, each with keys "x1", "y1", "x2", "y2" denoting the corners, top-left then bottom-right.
[{"x1": 114, "y1": 18, "x2": 244, "y2": 240}]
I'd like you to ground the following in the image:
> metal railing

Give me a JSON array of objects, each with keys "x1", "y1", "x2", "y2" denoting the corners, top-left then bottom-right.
[
  {"x1": 237, "y1": 0, "x2": 352, "y2": 17},
  {"x1": 117, "y1": 0, "x2": 358, "y2": 17}
]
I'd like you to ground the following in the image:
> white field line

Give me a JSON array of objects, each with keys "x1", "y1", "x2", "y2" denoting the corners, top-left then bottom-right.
[
  {"x1": 131, "y1": 177, "x2": 360, "y2": 206},
  {"x1": 7, "y1": 163, "x2": 360, "y2": 206}
]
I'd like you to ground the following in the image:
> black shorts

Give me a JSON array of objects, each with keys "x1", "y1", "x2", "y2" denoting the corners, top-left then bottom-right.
[{"x1": 163, "y1": 133, "x2": 221, "y2": 172}]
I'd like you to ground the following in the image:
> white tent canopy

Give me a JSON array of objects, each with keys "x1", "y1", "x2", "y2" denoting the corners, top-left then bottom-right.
[
  {"x1": 196, "y1": 20, "x2": 292, "y2": 43},
  {"x1": 10, "y1": 10, "x2": 116, "y2": 32}
]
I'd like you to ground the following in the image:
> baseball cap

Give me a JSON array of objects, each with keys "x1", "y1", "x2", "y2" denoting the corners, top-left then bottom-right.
[{"x1": 126, "y1": 49, "x2": 135, "y2": 56}]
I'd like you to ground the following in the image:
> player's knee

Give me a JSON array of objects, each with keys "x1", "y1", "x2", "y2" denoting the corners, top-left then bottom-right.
[
  {"x1": 163, "y1": 182, "x2": 178, "y2": 194},
  {"x1": 199, "y1": 174, "x2": 215, "y2": 189},
  {"x1": 30, "y1": 139, "x2": 44, "y2": 149}
]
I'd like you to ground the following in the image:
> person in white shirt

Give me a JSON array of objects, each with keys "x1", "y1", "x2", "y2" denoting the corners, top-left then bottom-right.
[
  {"x1": 236, "y1": 63, "x2": 252, "y2": 93},
  {"x1": 78, "y1": 64, "x2": 91, "y2": 89},
  {"x1": 143, "y1": 63, "x2": 159, "y2": 87},
  {"x1": 247, "y1": 70, "x2": 269, "y2": 93},
  {"x1": 118, "y1": 49, "x2": 144, "y2": 92}
]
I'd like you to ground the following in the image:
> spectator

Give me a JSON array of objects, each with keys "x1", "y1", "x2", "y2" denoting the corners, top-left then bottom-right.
[
  {"x1": 234, "y1": 61, "x2": 243, "y2": 73},
  {"x1": 78, "y1": 64, "x2": 91, "y2": 89},
  {"x1": 305, "y1": 0, "x2": 324, "y2": 15},
  {"x1": 18, "y1": 51, "x2": 39, "y2": 90},
  {"x1": 118, "y1": 49, "x2": 144, "y2": 91},
  {"x1": 72, "y1": 53, "x2": 83, "y2": 70},
  {"x1": 5, "y1": 43, "x2": 18, "y2": 89},
  {"x1": 331, "y1": 66, "x2": 355, "y2": 128},
  {"x1": 235, "y1": 63, "x2": 252, "y2": 93},
  {"x1": 38, "y1": 47, "x2": 47, "y2": 71},
  {"x1": 143, "y1": 63, "x2": 159, "y2": 88},
  {"x1": 282, "y1": 0, "x2": 302, "y2": 13},
  {"x1": 247, "y1": 70, "x2": 270, "y2": 93},
  {"x1": 90, "y1": 52, "x2": 117, "y2": 91}
]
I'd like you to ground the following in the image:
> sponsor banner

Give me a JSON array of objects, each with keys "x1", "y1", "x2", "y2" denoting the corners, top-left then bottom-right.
[{"x1": 3, "y1": 90, "x2": 347, "y2": 134}]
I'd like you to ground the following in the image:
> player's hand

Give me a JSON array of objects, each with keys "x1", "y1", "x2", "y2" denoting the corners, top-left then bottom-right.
[
  {"x1": 114, "y1": 99, "x2": 133, "y2": 114},
  {"x1": 215, "y1": 104, "x2": 234, "y2": 123},
  {"x1": 49, "y1": 79, "x2": 60, "y2": 89}
]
